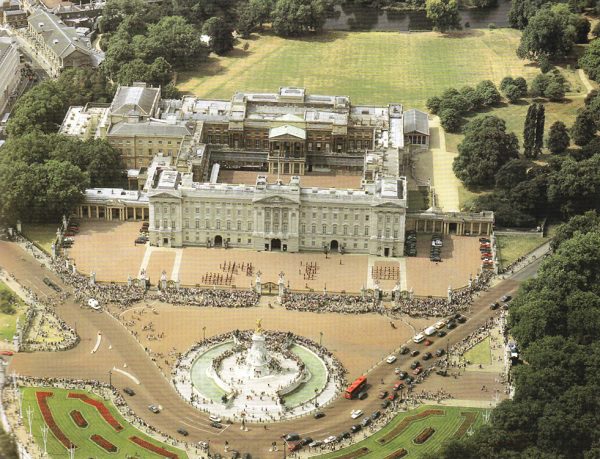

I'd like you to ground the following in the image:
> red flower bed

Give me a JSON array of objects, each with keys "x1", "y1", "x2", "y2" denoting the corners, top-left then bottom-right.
[
  {"x1": 70, "y1": 410, "x2": 88, "y2": 428},
  {"x1": 414, "y1": 427, "x2": 435, "y2": 444},
  {"x1": 129, "y1": 436, "x2": 179, "y2": 459},
  {"x1": 91, "y1": 434, "x2": 117, "y2": 453},
  {"x1": 35, "y1": 391, "x2": 76, "y2": 450},
  {"x1": 67, "y1": 393, "x2": 123, "y2": 431},
  {"x1": 384, "y1": 449, "x2": 408, "y2": 459}
]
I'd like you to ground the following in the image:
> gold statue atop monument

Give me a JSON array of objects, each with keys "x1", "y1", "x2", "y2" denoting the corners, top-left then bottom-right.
[{"x1": 255, "y1": 318, "x2": 263, "y2": 334}]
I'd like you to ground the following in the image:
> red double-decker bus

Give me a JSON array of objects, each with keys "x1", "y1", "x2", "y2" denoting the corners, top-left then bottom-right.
[{"x1": 344, "y1": 375, "x2": 367, "y2": 399}]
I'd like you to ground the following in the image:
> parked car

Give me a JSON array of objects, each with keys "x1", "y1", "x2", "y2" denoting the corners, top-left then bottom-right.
[
  {"x1": 148, "y1": 405, "x2": 160, "y2": 413},
  {"x1": 350, "y1": 409, "x2": 363, "y2": 419},
  {"x1": 377, "y1": 391, "x2": 388, "y2": 399},
  {"x1": 0, "y1": 350, "x2": 14, "y2": 356},
  {"x1": 323, "y1": 435, "x2": 337, "y2": 444},
  {"x1": 413, "y1": 333, "x2": 425, "y2": 343},
  {"x1": 446, "y1": 321, "x2": 457, "y2": 329},
  {"x1": 501, "y1": 295, "x2": 512, "y2": 302},
  {"x1": 399, "y1": 346, "x2": 409, "y2": 355},
  {"x1": 438, "y1": 330, "x2": 447, "y2": 337},
  {"x1": 209, "y1": 414, "x2": 222, "y2": 423},
  {"x1": 371, "y1": 410, "x2": 381, "y2": 420},
  {"x1": 361, "y1": 417, "x2": 372, "y2": 427},
  {"x1": 386, "y1": 354, "x2": 397, "y2": 364},
  {"x1": 435, "y1": 348, "x2": 445, "y2": 357},
  {"x1": 490, "y1": 302, "x2": 500, "y2": 310},
  {"x1": 381, "y1": 399, "x2": 391, "y2": 408},
  {"x1": 457, "y1": 315, "x2": 467, "y2": 323},
  {"x1": 410, "y1": 350, "x2": 419, "y2": 357},
  {"x1": 314, "y1": 411, "x2": 325, "y2": 419},
  {"x1": 309, "y1": 440, "x2": 323, "y2": 447},
  {"x1": 339, "y1": 432, "x2": 351, "y2": 440},
  {"x1": 43, "y1": 277, "x2": 61, "y2": 292},
  {"x1": 413, "y1": 367, "x2": 423, "y2": 375},
  {"x1": 350, "y1": 424, "x2": 362, "y2": 433},
  {"x1": 410, "y1": 360, "x2": 420, "y2": 370},
  {"x1": 404, "y1": 376, "x2": 414, "y2": 384},
  {"x1": 434, "y1": 320, "x2": 447, "y2": 329},
  {"x1": 424, "y1": 339, "x2": 433, "y2": 346},
  {"x1": 300, "y1": 438, "x2": 313, "y2": 447},
  {"x1": 393, "y1": 381, "x2": 405, "y2": 391},
  {"x1": 387, "y1": 392, "x2": 397, "y2": 401},
  {"x1": 357, "y1": 390, "x2": 368, "y2": 400},
  {"x1": 211, "y1": 421, "x2": 222, "y2": 429},
  {"x1": 123, "y1": 387, "x2": 135, "y2": 396},
  {"x1": 284, "y1": 433, "x2": 300, "y2": 442},
  {"x1": 424, "y1": 326, "x2": 437, "y2": 336},
  {"x1": 423, "y1": 352, "x2": 432, "y2": 360},
  {"x1": 397, "y1": 371, "x2": 408, "y2": 380},
  {"x1": 135, "y1": 236, "x2": 148, "y2": 244}
]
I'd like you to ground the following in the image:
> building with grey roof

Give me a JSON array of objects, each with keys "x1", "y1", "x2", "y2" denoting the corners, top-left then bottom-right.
[
  {"x1": 25, "y1": 9, "x2": 102, "y2": 77},
  {"x1": 0, "y1": 36, "x2": 21, "y2": 114},
  {"x1": 403, "y1": 109, "x2": 429, "y2": 147}
]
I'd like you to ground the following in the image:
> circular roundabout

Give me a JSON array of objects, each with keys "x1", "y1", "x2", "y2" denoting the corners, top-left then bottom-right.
[{"x1": 173, "y1": 321, "x2": 346, "y2": 422}]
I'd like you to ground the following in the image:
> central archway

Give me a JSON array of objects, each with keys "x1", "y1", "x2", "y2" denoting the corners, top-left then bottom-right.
[
  {"x1": 270, "y1": 238, "x2": 282, "y2": 251},
  {"x1": 214, "y1": 235, "x2": 223, "y2": 247},
  {"x1": 330, "y1": 240, "x2": 339, "y2": 251}
]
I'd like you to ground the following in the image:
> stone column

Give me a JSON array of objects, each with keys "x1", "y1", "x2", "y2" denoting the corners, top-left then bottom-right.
[
  {"x1": 255, "y1": 271, "x2": 262, "y2": 295},
  {"x1": 447, "y1": 285, "x2": 452, "y2": 303},
  {"x1": 127, "y1": 275, "x2": 132, "y2": 287},
  {"x1": 278, "y1": 271, "x2": 285, "y2": 299},
  {"x1": 90, "y1": 272, "x2": 96, "y2": 286},
  {"x1": 160, "y1": 271, "x2": 167, "y2": 291},
  {"x1": 72, "y1": 264, "x2": 77, "y2": 275}
]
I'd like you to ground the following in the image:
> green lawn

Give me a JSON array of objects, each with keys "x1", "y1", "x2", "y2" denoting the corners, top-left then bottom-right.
[
  {"x1": 21, "y1": 223, "x2": 59, "y2": 254},
  {"x1": 495, "y1": 234, "x2": 548, "y2": 268},
  {"x1": 178, "y1": 29, "x2": 539, "y2": 109},
  {"x1": 463, "y1": 337, "x2": 492, "y2": 366},
  {"x1": 317, "y1": 405, "x2": 485, "y2": 458},
  {"x1": 21, "y1": 387, "x2": 188, "y2": 459},
  {"x1": 0, "y1": 281, "x2": 26, "y2": 342}
]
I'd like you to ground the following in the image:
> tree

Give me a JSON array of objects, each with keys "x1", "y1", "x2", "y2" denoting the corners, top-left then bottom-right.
[
  {"x1": 439, "y1": 108, "x2": 462, "y2": 133},
  {"x1": 426, "y1": 96, "x2": 442, "y2": 114},
  {"x1": 271, "y1": 0, "x2": 327, "y2": 36},
  {"x1": 523, "y1": 104, "x2": 537, "y2": 158},
  {"x1": 551, "y1": 210, "x2": 600, "y2": 250},
  {"x1": 548, "y1": 154, "x2": 600, "y2": 216},
  {"x1": 530, "y1": 73, "x2": 550, "y2": 97},
  {"x1": 41, "y1": 160, "x2": 89, "y2": 222},
  {"x1": 535, "y1": 103, "x2": 545, "y2": 154},
  {"x1": 495, "y1": 159, "x2": 529, "y2": 190},
  {"x1": 143, "y1": 16, "x2": 208, "y2": 68},
  {"x1": 547, "y1": 121, "x2": 570, "y2": 154},
  {"x1": 202, "y1": 16, "x2": 234, "y2": 55},
  {"x1": 0, "y1": 428, "x2": 18, "y2": 459},
  {"x1": 236, "y1": 0, "x2": 274, "y2": 37},
  {"x1": 571, "y1": 109, "x2": 597, "y2": 146},
  {"x1": 425, "y1": 0, "x2": 461, "y2": 33},
  {"x1": 593, "y1": 21, "x2": 600, "y2": 39},
  {"x1": 516, "y1": 9, "x2": 576, "y2": 62},
  {"x1": 453, "y1": 116, "x2": 520, "y2": 187},
  {"x1": 475, "y1": 80, "x2": 501, "y2": 106},
  {"x1": 545, "y1": 80, "x2": 565, "y2": 101},
  {"x1": 579, "y1": 38, "x2": 600, "y2": 82},
  {"x1": 501, "y1": 76, "x2": 527, "y2": 103}
]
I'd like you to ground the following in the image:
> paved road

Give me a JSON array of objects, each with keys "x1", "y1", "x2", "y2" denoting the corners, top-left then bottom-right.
[{"x1": 1, "y1": 241, "x2": 540, "y2": 457}]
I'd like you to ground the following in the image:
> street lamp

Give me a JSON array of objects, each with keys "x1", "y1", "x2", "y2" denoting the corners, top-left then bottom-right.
[
  {"x1": 203, "y1": 326, "x2": 206, "y2": 341},
  {"x1": 108, "y1": 369, "x2": 112, "y2": 388}
]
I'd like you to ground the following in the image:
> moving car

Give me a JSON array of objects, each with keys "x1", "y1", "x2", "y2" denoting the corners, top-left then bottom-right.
[
  {"x1": 43, "y1": 277, "x2": 61, "y2": 292},
  {"x1": 413, "y1": 333, "x2": 425, "y2": 343},
  {"x1": 424, "y1": 326, "x2": 437, "y2": 336},
  {"x1": 0, "y1": 350, "x2": 14, "y2": 356},
  {"x1": 284, "y1": 433, "x2": 300, "y2": 442},
  {"x1": 357, "y1": 390, "x2": 368, "y2": 400},
  {"x1": 309, "y1": 440, "x2": 323, "y2": 447},
  {"x1": 314, "y1": 411, "x2": 325, "y2": 419},
  {"x1": 490, "y1": 302, "x2": 500, "y2": 310},
  {"x1": 123, "y1": 387, "x2": 135, "y2": 396},
  {"x1": 501, "y1": 295, "x2": 512, "y2": 302},
  {"x1": 177, "y1": 428, "x2": 189, "y2": 436},
  {"x1": 350, "y1": 409, "x2": 363, "y2": 419},
  {"x1": 148, "y1": 405, "x2": 160, "y2": 413},
  {"x1": 386, "y1": 354, "x2": 397, "y2": 364},
  {"x1": 437, "y1": 330, "x2": 447, "y2": 337},
  {"x1": 323, "y1": 435, "x2": 337, "y2": 444}
]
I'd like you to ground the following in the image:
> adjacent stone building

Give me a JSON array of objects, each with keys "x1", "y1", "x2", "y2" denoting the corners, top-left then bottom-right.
[{"x1": 0, "y1": 35, "x2": 21, "y2": 114}]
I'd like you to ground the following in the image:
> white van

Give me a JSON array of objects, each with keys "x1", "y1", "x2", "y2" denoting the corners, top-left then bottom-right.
[
  {"x1": 413, "y1": 333, "x2": 425, "y2": 343},
  {"x1": 424, "y1": 326, "x2": 437, "y2": 336}
]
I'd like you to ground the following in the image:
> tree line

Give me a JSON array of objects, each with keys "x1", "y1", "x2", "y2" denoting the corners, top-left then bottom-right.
[{"x1": 428, "y1": 212, "x2": 600, "y2": 459}]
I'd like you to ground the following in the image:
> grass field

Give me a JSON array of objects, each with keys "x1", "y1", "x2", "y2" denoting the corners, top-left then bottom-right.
[
  {"x1": 496, "y1": 234, "x2": 548, "y2": 268},
  {"x1": 21, "y1": 224, "x2": 59, "y2": 254},
  {"x1": 464, "y1": 337, "x2": 492, "y2": 366},
  {"x1": 318, "y1": 405, "x2": 485, "y2": 458},
  {"x1": 178, "y1": 29, "x2": 539, "y2": 109},
  {"x1": 21, "y1": 387, "x2": 188, "y2": 459},
  {"x1": 0, "y1": 281, "x2": 26, "y2": 342}
]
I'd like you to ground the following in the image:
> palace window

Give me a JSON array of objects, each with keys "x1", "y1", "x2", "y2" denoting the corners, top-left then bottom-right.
[
  {"x1": 216, "y1": 221, "x2": 221, "y2": 229},
  {"x1": 247, "y1": 222, "x2": 253, "y2": 231},
  {"x1": 322, "y1": 224, "x2": 327, "y2": 234},
  {"x1": 184, "y1": 219, "x2": 189, "y2": 228},
  {"x1": 311, "y1": 225, "x2": 316, "y2": 234},
  {"x1": 354, "y1": 226, "x2": 359, "y2": 236},
  {"x1": 283, "y1": 223, "x2": 288, "y2": 233},
  {"x1": 205, "y1": 220, "x2": 210, "y2": 229},
  {"x1": 365, "y1": 226, "x2": 369, "y2": 236},
  {"x1": 226, "y1": 221, "x2": 231, "y2": 230},
  {"x1": 332, "y1": 224, "x2": 337, "y2": 235},
  {"x1": 343, "y1": 226, "x2": 348, "y2": 235},
  {"x1": 393, "y1": 230, "x2": 398, "y2": 238},
  {"x1": 195, "y1": 220, "x2": 200, "y2": 229},
  {"x1": 265, "y1": 222, "x2": 271, "y2": 232},
  {"x1": 237, "y1": 221, "x2": 242, "y2": 231}
]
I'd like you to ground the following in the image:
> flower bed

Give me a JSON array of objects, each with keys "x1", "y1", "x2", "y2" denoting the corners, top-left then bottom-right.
[
  {"x1": 384, "y1": 449, "x2": 408, "y2": 459},
  {"x1": 414, "y1": 427, "x2": 435, "y2": 444},
  {"x1": 69, "y1": 410, "x2": 88, "y2": 428},
  {"x1": 455, "y1": 411, "x2": 478, "y2": 438},
  {"x1": 67, "y1": 393, "x2": 123, "y2": 431},
  {"x1": 129, "y1": 436, "x2": 179, "y2": 459},
  {"x1": 377, "y1": 409, "x2": 444, "y2": 445},
  {"x1": 35, "y1": 391, "x2": 76, "y2": 450},
  {"x1": 91, "y1": 434, "x2": 117, "y2": 453}
]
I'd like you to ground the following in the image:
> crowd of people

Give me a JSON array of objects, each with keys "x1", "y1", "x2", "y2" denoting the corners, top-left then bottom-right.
[
  {"x1": 281, "y1": 292, "x2": 383, "y2": 314},
  {"x1": 50, "y1": 255, "x2": 146, "y2": 307},
  {"x1": 449, "y1": 315, "x2": 500, "y2": 357},
  {"x1": 153, "y1": 286, "x2": 260, "y2": 308},
  {"x1": 391, "y1": 270, "x2": 494, "y2": 318}
]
